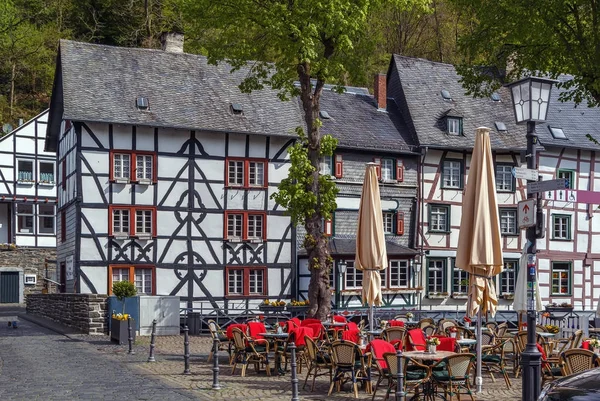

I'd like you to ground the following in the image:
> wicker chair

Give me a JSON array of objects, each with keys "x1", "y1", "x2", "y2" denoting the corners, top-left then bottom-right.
[
  {"x1": 382, "y1": 353, "x2": 431, "y2": 401},
  {"x1": 431, "y1": 353, "x2": 476, "y2": 401},
  {"x1": 303, "y1": 336, "x2": 332, "y2": 391},
  {"x1": 438, "y1": 318, "x2": 458, "y2": 334},
  {"x1": 422, "y1": 324, "x2": 436, "y2": 337},
  {"x1": 418, "y1": 318, "x2": 435, "y2": 329},
  {"x1": 560, "y1": 348, "x2": 599, "y2": 376},
  {"x1": 207, "y1": 319, "x2": 229, "y2": 363},
  {"x1": 328, "y1": 340, "x2": 371, "y2": 398},
  {"x1": 481, "y1": 340, "x2": 512, "y2": 388},
  {"x1": 536, "y1": 324, "x2": 548, "y2": 333},
  {"x1": 230, "y1": 327, "x2": 271, "y2": 377},
  {"x1": 495, "y1": 322, "x2": 509, "y2": 339},
  {"x1": 382, "y1": 327, "x2": 407, "y2": 349},
  {"x1": 369, "y1": 340, "x2": 396, "y2": 401},
  {"x1": 480, "y1": 331, "x2": 496, "y2": 349}
]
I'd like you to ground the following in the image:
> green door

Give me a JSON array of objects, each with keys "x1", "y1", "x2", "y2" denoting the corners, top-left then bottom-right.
[{"x1": 0, "y1": 272, "x2": 19, "y2": 303}]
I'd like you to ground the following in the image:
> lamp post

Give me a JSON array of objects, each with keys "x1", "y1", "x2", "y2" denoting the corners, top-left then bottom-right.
[
  {"x1": 336, "y1": 260, "x2": 347, "y2": 311},
  {"x1": 508, "y1": 76, "x2": 556, "y2": 401}
]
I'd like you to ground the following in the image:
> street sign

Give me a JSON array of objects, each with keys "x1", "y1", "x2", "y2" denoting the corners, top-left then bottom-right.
[
  {"x1": 512, "y1": 167, "x2": 539, "y2": 181},
  {"x1": 518, "y1": 199, "x2": 536, "y2": 228},
  {"x1": 574, "y1": 190, "x2": 600, "y2": 204},
  {"x1": 544, "y1": 189, "x2": 578, "y2": 203},
  {"x1": 527, "y1": 178, "x2": 567, "y2": 194}
]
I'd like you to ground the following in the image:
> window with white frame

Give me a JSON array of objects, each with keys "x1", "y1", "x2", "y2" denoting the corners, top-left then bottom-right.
[
  {"x1": 112, "y1": 209, "x2": 130, "y2": 235},
  {"x1": 135, "y1": 210, "x2": 153, "y2": 236},
  {"x1": 381, "y1": 159, "x2": 395, "y2": 181},
  {"x1": 552, "y1": 214, "x2": 571, "y2": 240},
  {"x1": 551, "y1": 262, "x2": 571, "y2": 295},
  {"x1": 228, "y1": 269, "x2": 244, "y2": 295},
  {"x1": 499, "y1": 260, "x2": 517, "y2": 294},
  {"x1": 136, "y1": 155, "x2": 153, "y2": 181},
  {"x1": 500, "y1": 209, "x2": 517, "y2": 235},
  {"x1": 447, "y1": 117, "x2": 461, "y2": 135},
  {"x1": 17, "y1": 160, "x2": 34, "y2": 182},
  {"x1": 452, "y1": 259, "x2": 469, "y2": 294},
  {"x1": 496, "y1": 165, "x2": 514, "y2": 192},
  {"x1": 228, "y1": 160, "x2": 244, "y2": 186},
  {"x1": 389, "y1": 260, "x2": 409, "y2": 288},
  {"x1": 383, "y1": 212, "x2": 394, "y2": 234},
  {"x1": 428, "y1": 259, "x2": 445, "y2": 293},
  {"x1": 39, "y1": 161, "x2": 55, "y2": 183},
  {"x1": 442, "y1": 160, "x2": 462, "y2": 188},
  {"x1": 249, "y1": 268, "x2": 264, "y2": 294},
  {"x1": 247, "y1": 214, "x2": 263, "y2": 240},
  {"x1": 111, "y1": 266, "x2": 155, "y2": 295},
  {"x1": 112, "y1": 268, "x2": 129, "y2": 283},
  {"x1": 429, "y1": 205, "x2": 449, "y2": 232},
  {"x1": 17, "y1": 204, "x2": 34, "y2": 233},
  {"x1": 38, "y1": 204, "x2": 55, "y2": 234},
  {"x1": 226, "y1": 267, "x2": 266, "y2": 296},
  {"x1": 134, "y1": 268, "x2": 153, "y2": 295},
  {"x1": 227, "y1": 214, "x2": 243, "y2": 239},
  {"x1": 344, "y1": 261, "x2": 362, "y2": 289},
  {"x1": 113, "y1": 153, "x2": 131, "y2": 180},
  {"x1": 249, "y1": 161, "x2": 265, "y2": 187},
  {"x1": 320, "y1": 156, "x2": 332, "y2": 175}
]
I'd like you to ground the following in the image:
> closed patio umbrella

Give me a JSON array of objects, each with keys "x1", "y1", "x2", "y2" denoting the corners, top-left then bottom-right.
[
  {"x1": 456, "y1": 127, "x2": 504, "y2": 393},
  {"x1": 355, "y1": 163, "x2": 387, "y2": 331}
]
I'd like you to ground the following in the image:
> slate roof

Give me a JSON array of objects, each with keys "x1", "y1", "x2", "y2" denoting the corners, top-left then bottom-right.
[
  {"x1": 46, "y1": 40, "x2": 305, "y2": 149},
  {"x1": 391, "y1": 55, "x2": 528, "y2": 151},
  {"x1": 535, "y1": 74, "x2": 600, "y2": 151},
  {"x1": 298, "y1": 238, "x2": 417, "y2": 256},
  {"x1": 318, "y1": 89, "x2": 417, "y2": 153}
]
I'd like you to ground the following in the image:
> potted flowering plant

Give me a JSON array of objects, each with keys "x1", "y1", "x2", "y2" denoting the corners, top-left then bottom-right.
[
  {"x1": 379, "y1": 320, "x2": 388, "y2": 330},
  {"x1": 111, "y1": 281, "x2": 137, "y2": 344},
  {"x1": 589, "y1": 338, "x2": 600, "y2": 354},
  {"x1": 406, "y1": 312, "x2": 414, "y2": 322},
  {"x1": 448, "y1": 326, "x2": 458, "y2": 338},
  {"x1": 426, "y1": 337, "x2": 440, "y2": 353}
]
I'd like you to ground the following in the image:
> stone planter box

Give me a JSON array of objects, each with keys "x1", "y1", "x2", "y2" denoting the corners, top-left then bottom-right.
[{"x1": 111, "y1": 318, "x2": 135, "y2": 345}]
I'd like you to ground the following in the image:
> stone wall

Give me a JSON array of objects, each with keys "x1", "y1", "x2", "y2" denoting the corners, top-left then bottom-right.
[
  {"x1": 26, "y1": 293, "x2": 108, "y2": 334},
  {"x1": 0, "y1": 247, "x2": 57, "y2": 295}
]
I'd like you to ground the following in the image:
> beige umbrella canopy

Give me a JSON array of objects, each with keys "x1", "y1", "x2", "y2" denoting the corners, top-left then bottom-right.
[
  {"x1": 355, "y1": 163, "x2": 387, "y2": 309},
  {"x1": 456, "y1": 127, "x2": 504, "y2": 318}
]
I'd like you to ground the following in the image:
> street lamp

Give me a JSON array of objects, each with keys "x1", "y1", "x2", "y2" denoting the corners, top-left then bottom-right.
[
  {"x1": 336, "y1": 260, "x2": 347, "y2": 310},
  {"x1": 508, "y1": 76, "x2": 556, "y2": 401}
]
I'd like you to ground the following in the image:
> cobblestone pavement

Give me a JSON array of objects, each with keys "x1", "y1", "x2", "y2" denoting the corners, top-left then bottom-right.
[{"x1": 0, "y1": 314, "x2": 199, "y2": 400}]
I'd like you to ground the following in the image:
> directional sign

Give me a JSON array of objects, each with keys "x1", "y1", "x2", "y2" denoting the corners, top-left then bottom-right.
[
  {"x1": 527, "y1": 178, "x2": 567, "y2": 194},
  {"x1": 512, "y1": 167, "x2": 539, "y2": 181},
  {"x1": 518, "y1": 199, "x2": 536, "y2": 228}
]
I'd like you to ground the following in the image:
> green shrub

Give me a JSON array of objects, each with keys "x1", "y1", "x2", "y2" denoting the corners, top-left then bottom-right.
[{"x1": 112, "y1": 281, "x2": 137, "y2": 314}]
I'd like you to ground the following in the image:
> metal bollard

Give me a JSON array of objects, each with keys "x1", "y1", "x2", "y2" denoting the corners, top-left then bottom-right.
[
  {"x1": 147, "y1": 319, "x2": 157, "y2": 362},
  {"x1": 396, "y1": 349, "x2": 405, "y2": 401},
  {"x1": 183, "y1": 325, "x2": 191, "y2": 375},
  {"x1": 211, "y1": 337, "x2": 221, "y2": 390},
  {"x1": 290, "y1": 342, "x2": 300, "y2": 401},
  {"x1": 127, "y1": 316, "x2": 134, "y2": 355}
]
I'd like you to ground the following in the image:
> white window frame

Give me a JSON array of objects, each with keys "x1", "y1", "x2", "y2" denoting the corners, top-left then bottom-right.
[
  {"x1": 247, "y1": 214, "x2": 263, "y2": 241},
  {"x1": 228, "y1": 160, "x2": 244, "y2": 186},
  {"x1": 381, "y1": 158, "x2": 395, "y2": 181},
  {"x1": 134, "y1": 268, "x2": 153, "y2": 295},
  {"x1": 112, "y1": 209, "x2": 130, "y2": 236},
  {"x1": 452, "y1": 260, "x2": 469, "y2": 294},
  {"x1": 17, "y1": 159, "x2": 34, "y2": 182},
  {"x1": 344, "y1": 261, "x2": 362, "y2": 289},
  {"x1": 388, "y1": 260, "x2": 409, "y2": 288},
  {"x1": 499, "y1": 260, "x2": 518, "y2": 295},
  {"x1": 430, "y1": 205, "x2": 449, "y2": 232},
  {"x1": 16, "y1": 203, "x2": 34, "y2": 234},
  {"x1": 248, "y1": 161, "x2": 265, "y2": 187},
  {"x1": 113, "y1": 153, "x2": 131, "y2": 181},
  {"x1": 496, "y1": 165, "x2": 514, "y2": 192},
  {"x1": 447, "y1": 117, "x2": 461, "y2": 135},
  {"x1": 112, "y1": 268, "x2": 130, "y2": 284},
  {"x1": 442, "y1": 160, "x2": 462, "y2": 188},
  {"x1": 135, "y1": 210, "x2": 153, "y2": 236},
  {"x1": 428, "y1": 259, "x2": 445, "y2": 293},
  {"x1": 248, "y1": 268, "x2": 265, "y2": 295},
  {"x1": 320, "y1": 156, "x2": 332, "y2": 175},
  {"x1": 38, "y1": 161, "x2": 55, "y2": 184},
  {"x1": 38, "y1": 204, "x2": 55, "y2": 235},
  {"x1": 228, "y1": 269, "x2": 244, "y2": 295},
  {"x1": 227, "y1": 214, "x2": 243, "y2": 240},
  {"x1": 500, "y1": 209, "x2": 517, "y2": 235},
  {"x1": 552, "y1": 214, "x2": 571, "y2": 240},
  {"x1": 382, "y1": 212, "x2": 394, "y2": 234},
  {"x1": 136, "y1": 154, "x2": 153, "y2": 181}
]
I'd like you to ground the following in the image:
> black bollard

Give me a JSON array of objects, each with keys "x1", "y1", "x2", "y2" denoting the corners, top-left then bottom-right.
[
  {"x1": 290, "y1": 342, "x2": 300, "y2": 401},
  {"x1": 211, "y1": 337, "x2": 221, "y2": 390},
  {"x1": 147, "y1": 319, "x2": 157, "y2": 362},
  {"x1": 127, "y1": 316, "x2": 134, "y2": 354},
  {"x1": 396, "y1": 349, "x2": 405, "y2": 401},
  {"x1": 183, "y1": 325, "x2": 191, "y2": 375}
]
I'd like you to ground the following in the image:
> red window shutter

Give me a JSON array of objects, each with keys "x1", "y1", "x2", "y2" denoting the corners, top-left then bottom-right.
[
  {"x1": 396, "y1": 212, "x2": 404, "y2": 235},
  {"x1": 396, "y1": 160, "x2": 404, "y2": 182},
  {"x1": 334, "y1": 155, "x2": 343, "y2": 178},
  {"x1": 373, "y1": 158, "x2": 382, "y2": 180},
  {"x1": 324, "y1": 219, "x2": 333, "y2": 237}
]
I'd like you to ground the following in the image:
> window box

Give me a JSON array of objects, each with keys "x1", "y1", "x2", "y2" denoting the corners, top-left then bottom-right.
[
  {"x1": 249, "y1": 238, "x2": 263, "y2": 244},
  {"x1": 382, "y1": 287, "x2": 423, "y2": 294},
  {"x1": 545, "y1": 306, "x2": 573, "y2": 314},
  {"x1": 113, "y1": 234, "x2": 130, "y2": 240},
  {"x1": 17, "y1": 180, "x2": 35, "y2": 186},
  {"x1": 286, "y1": 305, "x2": 309, "y2": 313},
  {"x1": 502, "y1": 293, "x2": 515, "y2": 300},
  {"x1": 258, "y1": 305, "x2": 285, "y2": 312},
  {"x1": 227, "y1": 238, "x2": 243, "y2": 243},
  {"x1": 427, "y1": 292, "x2": 449, "y2": 299},
  {"x1": 451, "y1": 293, "x2": 468, "y2": 299},
  {"x1": 38, "y1": 181, "x2": 55, "y2": 187},
  {"x1": 136, "y1": 234, "x2": 152, "y2": 241},
  {"x1": 137, "y1": 178, "x2": 152, "y2": 185},
  {"x1": 114, "y1": 178, "x2": 130, "y2": 185}
]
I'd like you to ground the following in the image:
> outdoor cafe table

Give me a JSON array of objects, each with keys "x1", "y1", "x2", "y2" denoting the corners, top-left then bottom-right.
[
  {"x1": 367, "y1": 330, "x2": 383, "y2": 338},
  {"x1": 259, "y1": 332, "x2": 289, "y2": 375},
  {"x1": 322, "y1": 322, "x2": 347, "y2": 328},
  {"x1": 402, "y1": 350, "x2": 456, "y2": 361},
  {"x1": 539, "y1": 332, "x2": 556, "y2": 338},
  {"x1": 457, "y1": 338, "x2": 477, "y2": 347}
]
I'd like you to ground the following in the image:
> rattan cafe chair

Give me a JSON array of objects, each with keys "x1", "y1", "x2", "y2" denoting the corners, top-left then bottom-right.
[
  {"x1": 382, "y1": 353, "x2": 430, "y2": 401},
  {"x1": 207, "y1": 319, "x2": 229, "y2": 363},
  {"x1": 382, "y1": 327, "x2": 407, "y2": 349},
  {"x1": 431, "y1": 353, "x2": 476, "y2": 401},
  {"x1": 481, "y1": 340, "x2": 512, "y2": 389},
  {"x1": 303, "y1": 336, "x2": 332, "y2": 391},
  {"x1": 560, "y1": 348, "x2": 599, "y2": 376},
  {"x1": 230, "y1": 327, "x2": 271, "y2": 377},
  {"x1": 328, "y1": 340, "x2": 371, "y2": 398}
]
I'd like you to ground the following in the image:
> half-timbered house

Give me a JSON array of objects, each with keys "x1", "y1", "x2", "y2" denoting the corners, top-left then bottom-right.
[
  {"x1": 0, "y1": 110, "x2": 57, "y2": 303},
  {"x1": 45, "y1": 38, "x2": 299, "y2": 311},
  {"x1": 297, "y1": 77, "x2": 420, "y2": 309}
]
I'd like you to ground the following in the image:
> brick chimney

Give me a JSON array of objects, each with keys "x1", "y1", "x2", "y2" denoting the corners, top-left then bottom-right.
[
  {"x1": 373, "y1": 74, "x2": 387, "y2": 111},
  {"x1": 160, "y1": 32, "x2": 184, "y2": 53}
]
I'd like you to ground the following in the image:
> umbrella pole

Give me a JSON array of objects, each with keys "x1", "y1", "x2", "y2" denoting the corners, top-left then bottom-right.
[
  {"x1": 369, "y1": 305, "x2": 374, "y2": 332},
  {"x1": 476, "y1": 308, "x2": 483, "y2": 393}
]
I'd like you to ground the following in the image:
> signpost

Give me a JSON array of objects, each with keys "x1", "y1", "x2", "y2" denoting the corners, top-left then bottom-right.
[
  {"x1": 527, "y1": 178, "x2": 567, "y2": 194},
  {"x1": 518, "y1": 199, "x2": 536, "y2": 228},
  {"x1": 512, "y1": 167, "x2": 539, "y2": 181}
]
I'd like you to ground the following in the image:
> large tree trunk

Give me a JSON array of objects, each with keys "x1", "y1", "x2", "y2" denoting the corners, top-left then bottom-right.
[
  {"x1": 297, "y1": 63, "x2": 332, "y2": 321},
  {"x1": 10, "y1": 62, "x2": 16, "y2": 117}
]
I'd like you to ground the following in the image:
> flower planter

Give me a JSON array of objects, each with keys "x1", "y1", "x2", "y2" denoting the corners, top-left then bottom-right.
[
  {"x1": 545, "y1": 307, "x2": 573, "y2": 313},
  {"x1": 111, "y1": 318, "x2": 136, "y2": 345},
  {"x1": 258, "y1": 305, "x2": 285, "y2": 312}
]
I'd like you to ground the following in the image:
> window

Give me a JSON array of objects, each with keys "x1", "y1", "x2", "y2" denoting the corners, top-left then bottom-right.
[
  {"x1": 109, "y1": 265, "x2": 155, "y2": 295},
  {"x1": 452, "y1": 259, "x2": 469, "y2": 294},
  {"x1": 558, "y1": 169, "x2": 574, "y2": 189},
  {"x1": 549, "y1": 127, "x2": 567, "y2": 139},
  {"x1": 551, "y1": 262, "x2": 572, "y2": 295},
  {"x1": 381, "y1": 159, "x2": 395, "y2": 181},
  {"x1": 16, "y1": 204, "x2": 34, "y2": 233},
  {"x1": 383, "y1": 212, "x2": 394, "y2": 234},
  {"x1": 110, "y1": 150, "x2": 156, "y2": 182},
  {"x1": 427, "y1": 258, "x2": 446, "y2": 294},
  {"x1": 389, "y1": 260, "x2": 409, "y2": 288},
  {"x1": 39, "y1": 161, "x2": 55, "y2": 184},
  {"x1": 38, "y1": 205, "x2": 55, "y2": 234},
  {"x1": 17, "y1": 160, "x2": 34, "y2": 182},
  {"x1": 500, "y1": 209, "x2": 517, "y2": 235},
  {"x1": 496, "y1": 165, "x2": 514, "y2": 192},
  {"x1": 499, "y1": 260, "x2": 518, "y2": 295},
  {"x1": 225, "y1": 266, "x2": 267, "y2": 296},
  {"x1": 447, "y1": 117, "x2": 462, "y2": 135},
  {"x1": 344, "y1": 261, "x2": 362, "y2": 289},
  {"x1": 320, "y1": 156, "x2": 332, "y2": 175},
  {"x1": 225, "y1": 158, "x2": 268, "y2": 188},
  {"x1": 552, "y1": 214, "x2": 571, "y2": 240},
  {"x1": 429, "y1": 204, "x2": 450, "y2": 233},
  {"x1": 109, "y1": 206, "x2": 156, "y2": 237},
  {"x1": 224, "y1": 211, "x2": 266, "y2": 241},
  {"x1": 442, "y1": 160, "x2": 462, "y2": 189}
]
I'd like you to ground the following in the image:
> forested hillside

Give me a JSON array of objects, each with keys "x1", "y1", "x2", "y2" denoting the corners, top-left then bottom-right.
[{"x1": 0, "y1": 0, "x2": 476, "y2": 134}]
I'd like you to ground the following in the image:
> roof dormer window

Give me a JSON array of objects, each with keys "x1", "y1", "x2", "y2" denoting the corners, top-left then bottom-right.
[
  {"x1": 495, "y1": 121, "x2": 507, "y2": 133},
  {"x1": 231, "y1": 103, "x2": 244, "y2": 115},
  {"x1": 441, "y1": 89, "x2": 452, "y2": 101},
  {"x1": 447, "y1": 117, "x2": 462, "y2": 136},
  {"x1": 549, "y1": 126, "x2": 567, "y2": 139},
  {"x1": 136, "y1": 97, "x2": 149, "y2": 110}
]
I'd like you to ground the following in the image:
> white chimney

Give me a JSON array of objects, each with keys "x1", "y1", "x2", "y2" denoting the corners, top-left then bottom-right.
[{"x1": 160, "y1": 33, "x2": 184, "y2": 53}]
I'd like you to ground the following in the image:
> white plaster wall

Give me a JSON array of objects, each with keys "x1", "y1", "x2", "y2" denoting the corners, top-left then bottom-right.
[
  {"x1": 112, "y1": 124, "x2": 133, "y2": 149},
  {"x1": 133, "y1": 185, "x2": 154, "y2": 205},
  {"x1": 197, "y1": 131, "x2": 226, "y2": 156},
  {"x1": 81, "y1": 266, "x2": 108, "y2": 294},
  {"x1": 248, "y1": 135, "x2": 267, "y2": 158},
  {"x1": 82, "y1": 122, "x2": 110, "y2": 148},
  {"x1": 81, "y1": 174, "x2": 108, "y2": 204},
  {"x1": 79, "y1": 237, "x2": 106, "y2": 262},
  {"x1": 227, "y1": 134, "x2": 246, "y2": 157},
  {"x1": 197, "y1": 159, "x2": 224, "y2": 181},
  {"x1": 135, "y1": 126, "x2": 154, "y2": 151}
]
